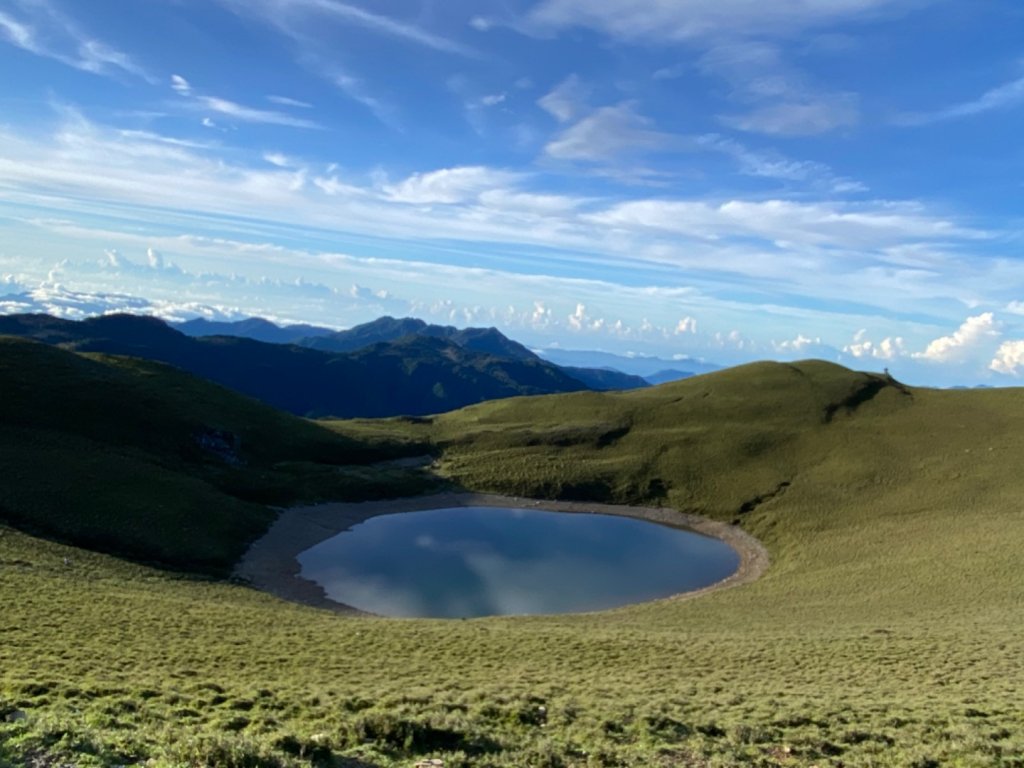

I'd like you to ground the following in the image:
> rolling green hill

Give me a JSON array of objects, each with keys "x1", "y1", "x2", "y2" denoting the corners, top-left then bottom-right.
[
  {"x1": 0, "y1": 338, "x2": 437, "y2": 574},
  {"x1": 1, "y1": 355, "x2": 1023, "y2": 767}
]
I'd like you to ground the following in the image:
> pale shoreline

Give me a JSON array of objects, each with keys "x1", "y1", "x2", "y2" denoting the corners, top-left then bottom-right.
[{"x1": 233, "y1": 492, "x2": 770, "y2": 616}]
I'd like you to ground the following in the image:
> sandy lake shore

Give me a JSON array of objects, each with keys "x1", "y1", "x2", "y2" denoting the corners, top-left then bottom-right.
[{"x1": 233, "y1": 492, "x2": 770, "y2": 615}]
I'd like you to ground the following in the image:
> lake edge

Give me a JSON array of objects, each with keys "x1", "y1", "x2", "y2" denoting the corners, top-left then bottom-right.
[{"x1": 234, "y1": 492, "x2": 770, "y2": 617}]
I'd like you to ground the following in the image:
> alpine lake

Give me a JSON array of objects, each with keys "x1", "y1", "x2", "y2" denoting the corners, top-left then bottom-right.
[{"x1": 297, "y1": 506, "x2": 740, "y2": 618}]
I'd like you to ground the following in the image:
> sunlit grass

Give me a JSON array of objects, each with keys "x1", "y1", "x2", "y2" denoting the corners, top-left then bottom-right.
[{"x1": 2, "y1": 356, "x2": 1024, "y2": 765}]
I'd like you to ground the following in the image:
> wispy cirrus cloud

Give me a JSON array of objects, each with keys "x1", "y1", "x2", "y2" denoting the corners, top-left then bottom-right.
[
  {"x1": 213, "y1": 0, "x2": 474, "y2": 126},
  {"x1": 321, "y1": 66, "x2": 398, "y2": 127},
  {"x1": 0, "y1": 1, "x2": 151, "y2": 80},
  {"x1": 528, "y1": 11, "x2": 865, "y2": 137},
  {"x1": 527, "y1": 0, "x2": 919, "y2": 42},
  {"x1": 696, "y1": 134, "x2": 867, "y2": 191},
  {"x1": 382, "y1": 166, "x2": 523, "y2": 205},
  {"x1": 720, "y1": 95, "x2": 859, "y2": 136},
  {"x1": 544, "y1": 103, "x2": 678, "y2": 163},
  {"x1": 895, "y1": 71, "x2": 1024, "y2": 126},
  {"x1": 699, "y1": 41, "x2": 859, "y2": 136},
  {"x1": 588, "y1": 198, "x2": 984, "y2": 249},
  {"x1": 166, "y1": 75, "x2": 321, "y2": 129},
  {"x1": 535, "y1": 73, "x2": 865, "y2": 188},
  {"x1": 537, "y1": 74, "x2": 591, "y2": 124},
  {"x1": 0, "y1": 109, "x2": 1005, "y2": 337},
  {"x1": 267, "y1": 95, "x2": 313, "y2": 109},
  {"x1": 218, "y1": 0, "x2": 477, "y2": 57},
  {"x1": 195, "y1": 96, "x2": 322, "y2": 129}
]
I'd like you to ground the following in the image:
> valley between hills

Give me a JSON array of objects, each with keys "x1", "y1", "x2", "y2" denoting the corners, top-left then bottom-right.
[{"x1": 1, "y1": 318, "x2": 1022, "y2": 767}]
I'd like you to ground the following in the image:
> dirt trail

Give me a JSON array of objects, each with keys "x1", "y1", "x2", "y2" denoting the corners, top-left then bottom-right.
[{"x1": 233, "y1": 492, "x2": 769, "y2": 615}]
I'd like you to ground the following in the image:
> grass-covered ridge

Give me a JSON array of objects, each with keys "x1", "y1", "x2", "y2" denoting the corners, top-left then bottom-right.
[
  {"x1": 0, "y1": 338, "x2": 439, "y2": 574},
  {"x1": 2, "y1": 354, "x2": 1023, "y2": 766}
]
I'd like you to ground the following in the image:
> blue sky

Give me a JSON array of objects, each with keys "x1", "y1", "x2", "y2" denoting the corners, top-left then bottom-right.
[{"x1": 1, "y1": 0, "x2": 1024, "y2": 384}]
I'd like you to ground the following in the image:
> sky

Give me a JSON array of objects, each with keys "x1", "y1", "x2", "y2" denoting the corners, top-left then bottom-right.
[{"x1": 1, "y1": 0, "x2": 1023, "y2": 385}]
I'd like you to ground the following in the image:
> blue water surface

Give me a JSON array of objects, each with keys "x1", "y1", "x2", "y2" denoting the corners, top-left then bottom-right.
[{"x1": 297, "y1": 507, "x2": 739, "y2": 618}]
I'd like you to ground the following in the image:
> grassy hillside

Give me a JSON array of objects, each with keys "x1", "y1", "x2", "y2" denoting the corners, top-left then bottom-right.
[
  {"x1": 0, "y1": 338, "x2": 438, "y2": 574},
  {"x1": 2, "y1": 358, "x2": 1023, "y2": 766}
]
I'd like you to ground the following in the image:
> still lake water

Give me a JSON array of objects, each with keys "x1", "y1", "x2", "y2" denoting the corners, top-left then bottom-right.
[{"x1": 297, "y1": 507, "x2": 739, "y2": 618}]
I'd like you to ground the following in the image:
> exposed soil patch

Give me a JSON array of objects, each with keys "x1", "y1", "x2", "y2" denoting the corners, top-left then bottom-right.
[{"x1": 234, "y1": 493, "x2": 770, "y2": 616}]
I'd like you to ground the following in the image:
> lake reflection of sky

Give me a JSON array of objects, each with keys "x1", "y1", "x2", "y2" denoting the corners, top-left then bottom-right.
[{"x1": 297, "y1": 507, "x2": 740, "y2": 618}]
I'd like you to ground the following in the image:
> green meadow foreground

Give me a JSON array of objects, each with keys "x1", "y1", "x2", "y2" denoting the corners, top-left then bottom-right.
[{"x1": 1, "y1": 339, "x2": 1022, "y2": 766}]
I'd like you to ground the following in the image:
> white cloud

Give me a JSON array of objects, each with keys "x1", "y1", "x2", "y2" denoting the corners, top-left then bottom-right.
[
  {"x1": 844, "y1": 329, "x2": 906, "y2": 359},
  {"x1": 721, "y1": 94, "x2": 859, "y2": 136},
  {"x1": 544, "y1": 103, "x2": 674, "y2": 163},
  {"x1": 537, "y1": 74, "x2": 589, "y2": 123},
  {"x1": 696, "y1": 134, "x2": 865, "y2": 191},
  {"x1": 990, "y1": 340, "x2": 1024, "y2": 376},
  {"x1": 104, "y1": 249, "x2": 127, "y2": 269},
  {"x1": 100, "y1": 247, "x2": 181, "y2": 277},
  {"x1": 775, "y1": 333, "x2": 821, "y2": 352},
  {"x1": 529, "y1": 0, "x2": 912, "y2": 42},
  {"x1": 591, "y1": 199, "x2": 980, "y2": 248},
  {"x1": 0, "y1": 111, "x2": 1000, "y2": 328},
  {"x1": 76, "y1": 39, "x2": 150, "y2": 80},
  {"x1": 897, "y1": 73, "x2": 1024, "y2": 126},
  {"x1": 653, "y1": 63, "x2": 687, "y2": 81},
  {"x1": 267, "y1": 95, "x2": 313, "y2": 109},
  {"x1": 480, "y1": 93, "x2": 506, "y2": 107},
  {"x1": 263, "y1": 152, "x2": 294, "y2": 168},
  {"x1": 530, "y1": 301, "x2": 552, "y2": 329},
  {"x1": 699, "y1": 41, "x2": 859, "y2": 136},
  {"x1": 350, "y1": 284, "x2": 395, "y2": 303},
  {"x1": 312, "y1": 174, "x2": 364, "y2": 197},
  {"x1": 325, "y1": 68, "x2": 396, "y2": 125},
  {"x1": 197, "y1": 96, "x2": 322, "y2": 129},
  {"x1": 914, "y1": 313, "x2": 999, "y2": 363},
  {"x1": 114, "y1": 130, "x2": 214, "y2": 151},
  {"x1": 171, "y1": 74, "x2": 192, "y2": 95},
  {"x1": 712, "y1": 329, "x2": 754, "y2": 350},
  {"x1": 0, "y1": 11, "x2": 33, "y2": 49},
  {"x1": 13, "y1": 215, "x2": 1022, "y2": 382},
  {"x1": 477, "y1": 189, "x2": 584, "y2": 214},
  {"x1": 675, "y1": 316, "x2": 697, "y2": 334},
  {"x1": 0, "y1": 3, "x2": 150, "y2": 80},
  {"x1": 0, "y1": 274, "x2": 25, "y2": 296},
  {"x1": 383, "y1": 166, "x2": 521, "y2": 205},
  {"x1": 0, "y1": 279, "x2": 257, "y2": 324},
  {"x1": 568, "y1": 303, "x2": 604, "y2": 332},
  {"x1": 220, "y1": 0, "x2": 476, "y2": 57}
]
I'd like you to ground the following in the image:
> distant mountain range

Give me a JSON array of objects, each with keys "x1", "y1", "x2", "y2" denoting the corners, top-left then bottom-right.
[
  {"x1": 295, "y1": 316, "x2": 538, "y2": 360},
  {"x1": 0, "y1": 314, "x2": 648, "y2": 418},
  {"x1": 535, "y1": 347, "x2": 720, "y2": 383},
  {"x1": 176, "y1": 317, "x2": 335, "y2": 345},
  {"x1": 177, "y1": 314, "x2": 650, "y2": 391},
  {"x1": 174, "y1": 315, "x2": 710, "y2": 385}
]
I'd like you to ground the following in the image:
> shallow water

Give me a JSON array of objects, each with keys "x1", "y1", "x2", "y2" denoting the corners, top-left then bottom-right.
[{"x1": 297, "y1": 506, "x2": 739, "y2": 618}]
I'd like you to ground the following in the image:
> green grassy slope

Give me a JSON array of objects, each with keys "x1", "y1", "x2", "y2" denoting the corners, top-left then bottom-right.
[
  {"x1": 0, "y1": 338, "x2": 437, "y2": 574},
  {"x1": 2, "y1": 358, "x2": 1023, "y2": 766}
]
